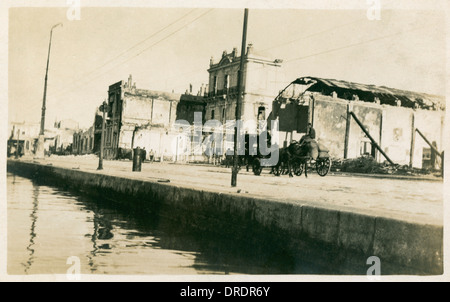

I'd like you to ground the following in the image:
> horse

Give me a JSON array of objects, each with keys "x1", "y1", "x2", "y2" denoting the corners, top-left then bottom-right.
[
  {"x1": 273, "y1": 139, "x2": 316, "y2": 178},
  {"x1": 273, "y1": 143, "x2": 298, "y2": 178}
]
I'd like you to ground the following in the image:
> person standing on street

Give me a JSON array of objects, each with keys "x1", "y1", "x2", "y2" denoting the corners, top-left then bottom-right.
[
  {"x1": 141, "y1": 147, "x2": 147, "y2": 163},
  {"x1": 149, "y1": 149, "x2": 155, "y2": 163}
]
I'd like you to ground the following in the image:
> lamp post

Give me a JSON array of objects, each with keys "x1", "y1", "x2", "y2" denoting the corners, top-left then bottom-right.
[
  {"x1": 97, "y1": 101, "x2": 109, "y2": 170},
  {"x1": 35, "y1": 23, "x2": 63, "y2": 159}
]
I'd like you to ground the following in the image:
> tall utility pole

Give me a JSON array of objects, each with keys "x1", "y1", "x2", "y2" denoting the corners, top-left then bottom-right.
[
  {"x1": 35, "y1": 23, "x2": 62, "y2": 159},
  {"x1": 15, "y1": 128, "x2": 20, "y2": 159},
  {"x1": 231, "y1": 8, "x2": 248, "y2": 187},
  {"x1": 97, "y1": 101, "x2": 108, "y2": 170}
]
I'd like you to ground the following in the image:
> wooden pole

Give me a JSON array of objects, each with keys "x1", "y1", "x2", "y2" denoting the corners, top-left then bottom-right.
[
  {"x1": 97, "y1": 101, "x2": 107, "y2": 170},
  {"x1": 350, "y1": 111, "x2": 395, "y2": 165},
  {"x1": 15, "y1": 129, "x2": 20, "y2": 159},
  {"x1": 344, "y1": 103, "x2": 351, "y2": 159},
  {"x1": 231, "y1": 8, "x2": 248, "y2": 187},
  {"x1": 415, "y1": 128, "x2": 442, "y2": 158},
  {"x1": 409, "y1": 112, "x2": 415, "y2": 167}
]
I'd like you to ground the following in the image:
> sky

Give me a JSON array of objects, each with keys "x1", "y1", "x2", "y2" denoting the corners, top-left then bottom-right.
[{"x1": 5, "y1": 1, "x2": 448, "y2": 129}]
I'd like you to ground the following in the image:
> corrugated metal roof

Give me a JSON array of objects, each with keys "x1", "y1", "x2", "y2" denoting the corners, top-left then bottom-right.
[{"x1": 293, "y1": 77, "x2": 445, "y2": 110}]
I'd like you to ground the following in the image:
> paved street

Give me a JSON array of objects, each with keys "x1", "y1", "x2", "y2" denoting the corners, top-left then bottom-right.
[{"x1": 24, "y1": 155, "x2": 444, "y2": 226}]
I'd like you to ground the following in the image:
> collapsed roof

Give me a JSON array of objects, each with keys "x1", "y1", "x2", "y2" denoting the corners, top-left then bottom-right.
[{"x1": 293, "y1": 77, "x2": 445, "y2": 111}]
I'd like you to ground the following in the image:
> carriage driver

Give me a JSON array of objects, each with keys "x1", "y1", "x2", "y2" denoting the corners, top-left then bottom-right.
[
  {"x1": 299, "y1": 123, "x2": 315, "y2": 143},
  {"x1": 299, "y1": 123, "x2": 319, "y2": 159},
  {"x1": 307, "y1": 123, "x2": 316, "y2": 140}
]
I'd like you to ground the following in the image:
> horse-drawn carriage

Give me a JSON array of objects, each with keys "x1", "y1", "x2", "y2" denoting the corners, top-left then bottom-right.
[
  {"x1": 247, "y1": 77, "x2": 333, "y2": 178},
  {"x1": 251, "y1": 138, "x2": 332, "y2": 178}
]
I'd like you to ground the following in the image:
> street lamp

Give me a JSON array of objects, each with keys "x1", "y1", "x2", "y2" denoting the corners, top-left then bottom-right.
[
  {"x1": 97, "y1": 100, "x2": 109, "y2": 170},
  {"x1": 35, "y1": 22, "x2": 63, "y2": 159}
]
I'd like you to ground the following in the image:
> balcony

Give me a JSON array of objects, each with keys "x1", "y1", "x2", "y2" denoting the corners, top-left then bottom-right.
[{"x1": 205, "y1": 86, "x2": 243, "y2": 99}]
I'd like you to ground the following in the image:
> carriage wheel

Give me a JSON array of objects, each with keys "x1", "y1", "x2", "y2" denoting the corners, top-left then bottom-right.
[
  {"x1": 316, "y1": 158, "x2": 331, "y2": 177},
  {"x1": 294, "y1": 162, "x2": 304, "y2": 176},
  {"x1": 252, "y1": 158, "x2": 263, "y2": 176}
]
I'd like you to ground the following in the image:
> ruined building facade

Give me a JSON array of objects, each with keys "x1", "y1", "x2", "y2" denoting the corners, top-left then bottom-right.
[
  {"x1": 7, "y1": 122, "x2": 40, "y2": 157},
  {"x1": 91, "y1": 50, "x2": 444, "y2": 169},
  {"x1": 72, "y1": 110, "x2": 103, "y2": 155},
  {"x1": 272, "y1": 77, "x2": 445, "y2": 168},
  {"x1": 205, "y1": 45, "x2": 283, "y2": 136},
  {"x1": 103, "y1": 75, "x2": 205, "y2": 160}
]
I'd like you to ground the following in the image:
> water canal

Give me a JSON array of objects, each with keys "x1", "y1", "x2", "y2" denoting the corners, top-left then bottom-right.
[{"x1": 7, "y1": 172, "x2": 329, "y2": 276}]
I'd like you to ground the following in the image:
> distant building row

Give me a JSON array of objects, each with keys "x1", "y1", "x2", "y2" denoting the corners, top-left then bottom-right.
[{"x1": 7, "y1": 119, "x2": 80, "y2": 157}]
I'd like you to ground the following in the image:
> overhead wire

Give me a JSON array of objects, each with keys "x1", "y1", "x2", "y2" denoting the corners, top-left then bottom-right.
[
  {"x1": 141, "y1": 1, "x2": 399, "y2": 88},
  {"x1": 145, "y1": 10, "x2": 393, "y2": 92},
  {"x1": 70, "y1": 8, "x2": 199, "y2": 83},
  {"x1": 27, "y1": 8, "x2": 440, "y2": 117},
  {"x1": 150, "y1": 16, "x2": 370, "y2": 91},
  {"x1": 44, "y1": 9, "x2": 381, "y2": 99},
  {"x1": 285, "y1": 24, "x2": 435, "y2": 63},
  {"x1": 48, "y1": 8, "x2": 214, "y2": 100},
  {"x1": 260, "y1": 17, "x2": 367, "y2": 53}
]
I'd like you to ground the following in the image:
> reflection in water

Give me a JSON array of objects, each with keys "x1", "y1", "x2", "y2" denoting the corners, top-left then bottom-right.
[
  {"x1": 87, "y1": 213, "x2": 98, "y2": 273},
  {"x1": 24, "y1": 184, "x2": 39, "y2": 274},
  {"x1": 97, "y1": 224, "x2": 114, "y2": 241},
  {"x1": 8, "y1": 172, "x2": 351, "y2": 275},
  {"x1": 87, "y1": 210, "x2": 117, "y2": 272}
]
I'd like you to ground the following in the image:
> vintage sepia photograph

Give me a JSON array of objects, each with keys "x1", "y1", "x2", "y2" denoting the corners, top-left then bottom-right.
[{"x1": 1, "y1": 0, "x2": 448, "y2": 284}]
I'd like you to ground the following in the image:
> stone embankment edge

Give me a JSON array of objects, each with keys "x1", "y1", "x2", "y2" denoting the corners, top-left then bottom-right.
[{"x1": 6, "y1": 160, "x2": 443, "y2": 275}]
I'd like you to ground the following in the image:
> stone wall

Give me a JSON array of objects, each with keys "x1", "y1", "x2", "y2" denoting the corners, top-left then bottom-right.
[
  {"x1": 312, "y1": 96, "x2": 347, "y2": 158},
  {"x1": 412, "y1": 109, "x2": 445, "y2": 168},
  {"x1": 381, "y1": 106, "x2": 413, "y2": 165},
  {"x1": 7, "y1": 160, "x2": 443, "y2": 275},
  {"x1": 347, "y1": 102, "x2": 382, "y2": 159},
  {"x1": 274, "y1": 93, "x2": 445, "y2": 168}
]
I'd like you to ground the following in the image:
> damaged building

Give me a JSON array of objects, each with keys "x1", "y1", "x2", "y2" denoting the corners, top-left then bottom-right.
[
  {"x1": 103, "y1": 75, "x2": 206, "y2": 160},
  {"x1": 91, "y1": 49, "x2": 444, "y2": 169},
  {"x1": 272, "y1": 77, "x2": 445, "y2": 169},
  {"x1": 52, "y1": 119, "x2": 80, "y2": 154},
  {"x1": 205, "y1": 44, "x2": 283, "y2": 135},
  {"x1": 7, "y1": 122, "x2": 40, "y2": 157},
  {"x1": 73, "y1": 109, "x2": 105, "y2": 155}
]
